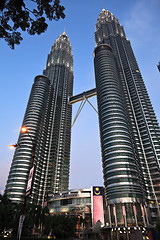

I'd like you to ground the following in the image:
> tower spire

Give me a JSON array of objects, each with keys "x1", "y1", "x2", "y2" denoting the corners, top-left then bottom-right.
[
  {"x1": 63, "y1": 25, "x2": 66, "y2": 35},
  {"x1": 102, "y1": 0, "x2": 104, "y2": 10}
]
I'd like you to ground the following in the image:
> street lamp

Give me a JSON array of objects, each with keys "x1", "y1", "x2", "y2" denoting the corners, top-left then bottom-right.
[
  {"x1": 9, "y1": 126, "x2": 35, "y2": 168},
  {"x1": 21, "y1": 127, "x2": 28, "y2": 133},
  {"x1": 9, "y1": 126, "x2": 36, "y2": 240},
  {"x1": 9, "y1": 144, "x2": 18, "y2": 149},
  {"x1": 23, "y1": 127, "x2": 35, "y2": 166}
]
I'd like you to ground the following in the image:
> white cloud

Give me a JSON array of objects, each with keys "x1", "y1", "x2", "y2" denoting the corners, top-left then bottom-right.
[
  {"x1": 123, "y1": 0, "x2": 160, "y2": 47},
  {"x1": 122, "y1": 0, "x2": 160, "y2": 126}
]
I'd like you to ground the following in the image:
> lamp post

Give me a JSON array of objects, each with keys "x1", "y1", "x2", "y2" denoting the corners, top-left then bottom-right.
[
  {"x1": 9, "y1": 144, "x2": 18, "y2": 149},
  {"x1": 9, "y1": 126, "x2": 35, "y2": 195},
  {"x1": 9, "y1": 126, "x2": 35, "y2": 240},
  {"x1": 20, "y1": 127, "x2": 35, "y2": 169}
]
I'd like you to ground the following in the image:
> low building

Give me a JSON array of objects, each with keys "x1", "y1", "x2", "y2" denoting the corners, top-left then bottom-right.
[
  {"x1": 47, "y1": 186, "x2": 105, "y2": 238},
  {"x1": 47, "y1": 186, "x2": 151, "y2": 239}
]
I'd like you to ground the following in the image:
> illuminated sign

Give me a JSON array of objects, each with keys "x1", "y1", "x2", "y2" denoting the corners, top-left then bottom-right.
[
  {"x1": 26, "y1": 166, "x2": 34, "y2": 196},
  {"x1": 52, "y1": 193, "x2": 77, "y2": 199},
  {"x1": 92, "y1": 186, "x2": 104, "y2": 226},
  {"x1": 93, "y1": 187, "x2": 102, "y2": 196}
]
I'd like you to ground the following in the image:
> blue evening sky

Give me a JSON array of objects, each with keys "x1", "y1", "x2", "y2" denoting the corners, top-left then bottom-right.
[{"x1": 0, "y1": 0, "x2": 160, "y2": 194}]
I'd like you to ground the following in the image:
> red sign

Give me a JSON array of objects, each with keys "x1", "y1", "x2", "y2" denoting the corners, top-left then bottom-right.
[
  {"x1": 92, "y1": 186, "x2": 104, "y2": 226},
  {"x1": 113, "y1": 206, "x2": 116, "y2": 216},
  {"x1": 133, "y1": 205, "x2": 137, "y2": 216},
  {"x1": 141, "y1": 205, "x2": 145, "y2": 216},
  {"x1": 26, "y1": 166, "x2": 34, "y2": 196},
  {"x1": 122, "y1": 205, "x2": 126, "y2": 216}
]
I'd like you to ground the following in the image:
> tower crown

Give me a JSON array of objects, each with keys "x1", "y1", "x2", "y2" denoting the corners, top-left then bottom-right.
[
  {"x1": 55, "y1": 31, "x2": 70, "y2": 44},
  {"x1": 51, "y1": 32, "x2": 72, "y2": 55},
  {"x1": 45, "y1": 32, "x2": 73, "y2": 77},
  {"x1": 97, "y1": 9, "x2": 119, "y2": 23},
  {"x1": 95, "y1": 9, "x2": 126, "y2": 46}
]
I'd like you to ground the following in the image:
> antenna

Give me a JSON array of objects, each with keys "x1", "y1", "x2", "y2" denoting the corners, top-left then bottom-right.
[
  {"x1": 63, "y1": 25, "x2": 66, "y2": 34},
  {"x1": 102, "y1": 0, "x2": 104, "y2": 9}
]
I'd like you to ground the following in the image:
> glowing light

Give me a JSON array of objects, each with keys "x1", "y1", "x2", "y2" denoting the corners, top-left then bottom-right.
[
  {"x1": 9, "y1": 144, "x2": 18, "y2": 149},
  {"x1": 9, "y1": 144, "x2": 16, "y2": 149},
  {"x1": 21, "y1": 127, "x2": 28, "y2": 133}
]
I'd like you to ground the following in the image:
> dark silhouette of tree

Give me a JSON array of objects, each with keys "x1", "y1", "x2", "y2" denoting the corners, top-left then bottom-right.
[
  {"x1": 51, "y1": 215, "x2": 78, "y2": 239},
  {"x1": 0, "y1": 194, "x2": 78, "y2": 238},
  {"x1": 0, "y1": 0, "x2": 65, "y2": 49},
  {"x1": 0, "y1": 193, "x2": 21, "y2": 236},
  {"x1": 21, "y1": 203, "x2": 52, "y2": 237},
  {"x1": 156, "y1": 217, "x2": 160, "y2": 233}
]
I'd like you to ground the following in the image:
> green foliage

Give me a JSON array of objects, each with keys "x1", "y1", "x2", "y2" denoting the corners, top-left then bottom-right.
[
  {"x1": 0, "y1": 194, "x2": 79, "y2": 239},
  {"x1": 51, "y1": 215, "x2": 78, "y2": 239},
  {"x1": 0, "y1": 0, "x2": 65, "y2": 49},
  {"x1": 156, "y1": 217, "x2": 160, "y2": 233}
]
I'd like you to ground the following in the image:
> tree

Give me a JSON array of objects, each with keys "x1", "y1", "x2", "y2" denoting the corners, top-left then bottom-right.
[
  {"x1": 0, "y1": 194, "x2": 52, "y2": 238},
  {"x1": 51, "y1": 215, "x2": 78, "y2": 239},
  {"x1": 156, "y1": 217, "x2": 160, "y2": 233},
  {"x1": 0, "y1": 193, "x2": 21, "y2": 237},
  {"x1": 0, "y1": 194, "x2": 78, "y2": 238},
  {"x1": 0, "y1": 0, "x2": 65, "y2": 49},
  {"x1": 20, "y1": 203, "x2": 51, "y2": 237}
]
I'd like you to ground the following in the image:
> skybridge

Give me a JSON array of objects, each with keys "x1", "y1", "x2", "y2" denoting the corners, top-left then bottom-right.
[{"x1": 69, "y1": 88, "x2": 98, "y2": 128}]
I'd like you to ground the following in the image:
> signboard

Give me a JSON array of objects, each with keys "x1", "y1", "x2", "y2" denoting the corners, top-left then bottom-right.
[
  {"x1": 43, "y1": 193, "x2": 48, "y2": 207},
  {"x1": 122, "y1": 205, "x2": 126, "y2": 216},
  {"x1": 26, "y1": 166, "x2": 34, "y2": 196},
  {"x1": 52, "y1": 192, "x2": 79, "y2": 200},
  {"x1": 92, "y1": 186, "x2": 104, "y2": 226},
  {"x1": 17, "y1": 215, "x2": 25, "y2": 240}
]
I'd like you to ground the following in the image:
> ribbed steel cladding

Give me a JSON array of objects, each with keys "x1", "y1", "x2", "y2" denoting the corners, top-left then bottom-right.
[
  {"x1": 5, "y1": 76, "x2": 50, "y2": 202},
  {"x1": 118, "y1": 37, "x2": 160, "y2": 199},
  {"x1": 41, "y1": 34, "x2": 73, "y2": 196},
  {"x1": 94, "y1": 45, "x2": 143, "y2": 201}
]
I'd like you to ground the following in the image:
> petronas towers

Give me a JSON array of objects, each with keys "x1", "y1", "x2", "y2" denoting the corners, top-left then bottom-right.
[
  {"x1": 5, "y1": 32, "x2": 73, "y2": 205},
  {"x1": 6, "y1": 9, "x2": 160, "y2": 225},
  {"x1": 94, "y1": 9, "x2": 160, "y2": 225}
]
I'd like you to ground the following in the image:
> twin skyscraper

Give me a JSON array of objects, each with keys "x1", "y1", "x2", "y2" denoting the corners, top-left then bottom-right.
[
  {"x1": 6, "y1": 9, "x2": 160, "y2": 226},
  {"x1": 6, "y1": 32, "x2": 73, "y2": 205}
]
